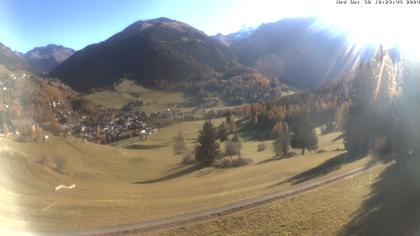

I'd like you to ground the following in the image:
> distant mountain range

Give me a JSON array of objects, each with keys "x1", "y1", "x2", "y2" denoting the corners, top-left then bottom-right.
[
  {"x1": 230, "y1": 18, "x2": 362, "y2": 89},
  {"x1": 3, "y1": 17, "x2": 375, "y2": 94},
  {"x1": 0, "y1": 43, "x2": 28, "y2": 71},
  {"x1": 212, "y1": 26, "x2": 255, "y2": 46},
  {"x1": 0, "y1": 43, "x2": 74, "y2": 74},
  {"x1": 23, "y1": 44, "x2": 74, "y2": 73}
]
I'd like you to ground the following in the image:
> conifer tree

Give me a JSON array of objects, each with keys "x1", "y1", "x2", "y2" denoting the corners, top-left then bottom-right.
[
  {"x1": 290, "y1": 112, "x2": 318, "y2": 155},
  {"x1": 226, "y1": 113, "x2": 236, "y2": 133},
  {"x1": 217, "y1": 122, "x2": 228, "y2": 142},
  {"x1": 195, "y1": 120, "x2": 221, "y2": 164}
]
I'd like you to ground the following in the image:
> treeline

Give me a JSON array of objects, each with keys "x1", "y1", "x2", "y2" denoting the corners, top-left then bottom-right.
[
  {"x1": 238, "y1": 78, "x2": 350, "y2": 140},
  {"x1": 182, "y1": 66, "x2": 287, "y2": 105}
]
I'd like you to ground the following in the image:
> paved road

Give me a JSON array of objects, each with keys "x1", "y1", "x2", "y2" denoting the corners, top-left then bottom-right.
[{"x1": 6, "y1": 162, "x2": 384, "y2": 236}]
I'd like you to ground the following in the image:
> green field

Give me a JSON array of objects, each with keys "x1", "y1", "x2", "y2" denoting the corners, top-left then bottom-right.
[
  {"x1": 0, "y1": 118, "x2": 377, "y2": 233},
  {"x1": 85, "y1": 80, "x2": 187, "y2": 112}
]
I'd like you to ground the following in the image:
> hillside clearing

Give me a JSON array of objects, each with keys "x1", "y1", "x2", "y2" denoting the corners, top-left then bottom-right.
[{"x1": 84, "y1": 80, "x2": 187, "y2": 112}]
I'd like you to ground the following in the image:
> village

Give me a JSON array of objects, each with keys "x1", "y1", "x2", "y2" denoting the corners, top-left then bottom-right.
[
  {"x1": 42, "y1": 98, "x2": 186, "y2": 144},
  {"x1": 0, "y1": 72, "x2": 186, "y2": 144}
]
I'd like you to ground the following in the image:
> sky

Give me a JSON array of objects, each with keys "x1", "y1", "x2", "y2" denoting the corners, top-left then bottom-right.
[
  {"x1": 1, "y1": 0, "x2": 420, "y2": 55},
  {"x1": 0, "y1": 0, "x2": 337, "y2": 52}
]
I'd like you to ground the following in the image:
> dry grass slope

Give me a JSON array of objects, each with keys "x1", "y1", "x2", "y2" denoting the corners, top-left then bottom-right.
[
  {"x1": 152, "y1": 165, "x2": 386, "y2": 236},
  {"x1": 0, "y1": 118, "x2": 376, "y2": 233}
]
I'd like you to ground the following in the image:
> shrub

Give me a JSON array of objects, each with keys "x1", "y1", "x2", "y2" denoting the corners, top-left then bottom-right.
[
  {"x1": 173, "y1": 131, "x2": 187, "y2": 154},
  {"x1": 273, "y1": 132, "x2": 289, "y2": 157},
  {"x1": 224, "y1": 138, "x2": 242, "y2": 157},
  {"x1": 182, "y1": 151, "x2": 196, "y2": 164},
  {"x1": 290, "y1": 112, "x2": 318, "y2": 155},
  {"x1": 214, "y1": 157, "x2": 252, "y2": 168},
  {"x1": 257, "y1": 142, "x2": 266, "y2": 152}
]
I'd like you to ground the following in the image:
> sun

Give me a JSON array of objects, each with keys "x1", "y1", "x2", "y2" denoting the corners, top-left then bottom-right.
[{"x1": 313, "y1": 3, "x2": 420, "y2": 61}]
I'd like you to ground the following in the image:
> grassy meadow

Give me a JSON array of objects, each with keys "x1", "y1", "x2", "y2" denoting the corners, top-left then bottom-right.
[
  {"x1": 153, "y1": 164, "x2": 387, "y2": 236},
  {"x1": 0, "y1": 117, "x2": 380, "y2": 233},
  {"x1": 85, "y1": 80, "x2": 187, "y2": 112}
]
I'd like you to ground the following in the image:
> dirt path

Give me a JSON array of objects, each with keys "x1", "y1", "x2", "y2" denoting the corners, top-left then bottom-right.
[{"x1": 11, "y1": 162, "x2": 385, "y2": 236}]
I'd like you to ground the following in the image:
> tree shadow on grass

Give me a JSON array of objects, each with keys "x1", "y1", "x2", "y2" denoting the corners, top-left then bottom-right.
[
  {"x1": 125, "y1": 144, "x2": 167, "y2": 150},
  {"x1": 195, "y1": 167, "x2": 225, "y2": 177},
  {"x1": 257, "y1": 154, "x2": 295, "y2": 165},
  {"x1": 339, "y1": 160, "x2": 420, "y2": 236},
  {"x1": 257, "y1": 158, "x2": 279, "y2": 165},
  {"x1": 332, "y1": 133, "x2": 345, "y2": 142},
  {"x1": 272, "y1": 152, "x2": 363, "y2": 187},
  {"x1": 187, "y1": 138, "x2": 198, "y2": 144},
  {"x1": 133, "y1": 163, "x2": 204, "y2": 184}
]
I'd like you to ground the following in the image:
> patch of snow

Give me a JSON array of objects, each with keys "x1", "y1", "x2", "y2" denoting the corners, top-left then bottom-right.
[{"x1": 54, "y1": 184, "x2": 76, "y2": 192}]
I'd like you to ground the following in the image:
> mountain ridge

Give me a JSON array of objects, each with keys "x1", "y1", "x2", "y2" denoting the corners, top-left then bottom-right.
[
  {"x1": 212, "y1": 26, "x2": 256, "y2": 46},
  {"x1": 50, "y1": 17, "x2": 238, "y2": 91},
  {"x1": 230, "y1": 17, "x2": 359, "y2": 89},
  {"x1": 24, "y1": 44, "x2": 75, "y2": 73},
  {"x1": 0, "y1": 42, "x2": 29, "y2": 71}
]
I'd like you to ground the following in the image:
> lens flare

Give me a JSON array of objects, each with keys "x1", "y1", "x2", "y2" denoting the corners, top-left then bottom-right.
[{"x1": 309, "y1": 3, "x2": 420, "y2": 61}]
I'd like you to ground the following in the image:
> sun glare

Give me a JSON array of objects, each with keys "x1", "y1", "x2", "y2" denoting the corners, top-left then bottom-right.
[
  {"x1": 314, "y1": 4, "x2": 420, "y2": 61},
  {"x1": 239, "y1": 0, "x2": 420, "y2": 61}
]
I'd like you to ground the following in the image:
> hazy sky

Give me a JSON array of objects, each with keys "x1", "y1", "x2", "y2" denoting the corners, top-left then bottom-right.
[{"x1": 1, "y1": 0, "x2": 420, "y2": 54}]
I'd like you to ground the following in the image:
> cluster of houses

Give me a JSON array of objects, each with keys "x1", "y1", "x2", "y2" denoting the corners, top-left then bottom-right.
[
  {"x1": 73, "y1": 109, "x2": 150, "y2": 143},
  {"x1": 71, "y1": 106, "x2": 185, "y2": 144}
]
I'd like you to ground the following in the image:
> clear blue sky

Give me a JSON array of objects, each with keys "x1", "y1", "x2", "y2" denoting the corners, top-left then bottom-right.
[
  {"x1": 3, "y1": 0, "x2": 414, "y2": 54},
  {"x1": 0, "y1": 0, "x2": 326, "y2": 52}
]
